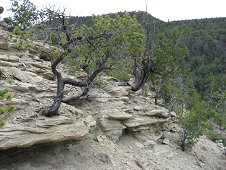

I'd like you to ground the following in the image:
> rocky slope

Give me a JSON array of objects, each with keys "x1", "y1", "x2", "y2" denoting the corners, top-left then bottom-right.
[{"x1": 0, "y1": 26, "x2": 225, "y2": 170}]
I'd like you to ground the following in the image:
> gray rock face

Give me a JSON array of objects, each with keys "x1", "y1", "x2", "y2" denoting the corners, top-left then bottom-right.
[
  {"x1": 0, "y1": 120, "x2": 89, "y2": 150},
  {"x1": 144, "y1": 109, "x2": 170, "y2": 118},
  {"x1": 100, "y1": 119, "x2": 126, "y2": 131},
  {"x1": 100, "y1": 118, "x2": 126, "y2": 142},
  {"x1": 0, "y1": 41, "x2": 9, "y2": 50},
  {"x1": 8, "y1": 67, "x2": 44, "y2": 83},
  {"x1": 102, "y1": 109, "x2": 132, "y2": 120},
  {"x1": 124, "y1": 117, "x2": 169, "y2": 128}
]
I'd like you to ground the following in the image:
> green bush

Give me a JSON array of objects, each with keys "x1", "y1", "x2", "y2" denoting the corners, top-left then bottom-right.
[
  {"x1": 0, "y1": 120, "x2": 5, "y2": 127},
  {"x1": 177, "y1": 91, "x2": 210, "y2": 151},
  {"x1": 0, "y1": 87, "x2": 14, "y2": 127},
  {"x1": 208, "y1": 130, "x2": 226, "y2": 146}
]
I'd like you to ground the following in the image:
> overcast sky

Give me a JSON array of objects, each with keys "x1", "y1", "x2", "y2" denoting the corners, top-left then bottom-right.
[{"x1": 1, "y1": 0, "x2": 226, "y2": 21}]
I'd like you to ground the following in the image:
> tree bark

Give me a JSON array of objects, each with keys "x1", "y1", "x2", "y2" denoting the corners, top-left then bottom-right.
[
  {"x1": 131, "y1": 57, "x2": 149, "y2": 91},
  {"x1": 42, "y1": 77, "x2": 64, "y2": 116},
  {"x1": 42, "y1": 55, "x2": 65, "y2": 117}
]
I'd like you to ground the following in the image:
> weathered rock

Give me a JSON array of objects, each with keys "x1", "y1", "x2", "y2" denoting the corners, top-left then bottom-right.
[
  {"x1": 133, "y1": 106, "x2": 144, "y2": 111},
  {"x1": 0, "y1": 120, "x2": 89, "y2": 150},
  {"x1": 10, "y1": 98, "x2": 30, "y2": 106},
  {"x1": 26, "y1": 61, "x2": 50, "y2": 69},
  {"x1": 124, "y1": 117, "x2": 169, "y2": 128},
  {"x1": 0, "y1": 41, "x2": 9, "y2": 50},
  {"x1": 0, "y1": 54, "x2": 20, "y2": 62},
  {"x1": 0, "y1": 60, "x2": 17, "y2": 67},
  {"x1": 35, "y1": 116, "x2": 73, "y2": 128},
  {"x1": 170, "y1": 111, "x2": 177, "y2": 117},
  {"x1": 7, "y1": 67, "x2": 43, "y2": 83},
  {"x1": 144, "y1": 109, "x2": 170, "y2": 118},
  {"x1": 108, "y1": 86, "x2": 130, "y2": 96},
  {"x1": 10, "y1": 82, "x2": 43, "y2": 92},
  {"x1": 100, "y1": 118, "x2": 126, "y2": 131},
  {"x1": 84, "y1": 115, "x2": 96, "y2": 128},
  {"x1": 41, "y1": 72, "x2": 55, "y2": 80},
  {"x1": 106, "y1": 129, "x2": 124, "y2": 142},
  {"x1": 94, "y1": 93, "x2": 111, "y2": 103},
  {"x1": 100, "y1": 118, "x2": 126, "y2": 142},
  {"x1": 162, "y1": 138, "x2": 171, "y2": 145},
  {"x1": 60, "y1": 103, "x2": 84, "y2": 117},
  {"x1": 107, "y1": 109, "x2": 133, "y2": 120}
]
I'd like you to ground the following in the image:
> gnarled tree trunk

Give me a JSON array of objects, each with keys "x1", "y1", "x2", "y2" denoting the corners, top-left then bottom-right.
[
  {"x1": 42, "y1": 76, "x2": 64, "y2": 117},
  {"x1": 130, "y1": 57, "x2": 150, "y2": 92},
  {"x1": 42, "y1": 55, "x2": 65, "y2": 117},
  {"x1": 42, "y1": 53, "x2": 107, "y2": 116}
]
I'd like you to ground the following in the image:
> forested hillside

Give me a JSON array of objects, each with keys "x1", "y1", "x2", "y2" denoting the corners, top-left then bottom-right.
[
  {"x1": 164, "y1": 17, "x2": 226, "y2": 99},
  {"x1": 69, "y1": 12, "x2": 226, "y2": 100}
]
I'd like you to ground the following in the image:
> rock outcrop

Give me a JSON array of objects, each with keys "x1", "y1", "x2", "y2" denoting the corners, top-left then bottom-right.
[{"x1": 0, "y1": 27, "x2": 173, "y2": 150}]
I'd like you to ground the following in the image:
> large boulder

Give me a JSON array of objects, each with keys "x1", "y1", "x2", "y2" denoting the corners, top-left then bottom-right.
[{"x1": 0, "y1": 120, "x2": 89, "y2": 150}]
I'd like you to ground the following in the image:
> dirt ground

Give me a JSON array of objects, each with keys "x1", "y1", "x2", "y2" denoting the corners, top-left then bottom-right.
[{"x1": 0, "y1": 128, "x2": 225, "y2": 170}]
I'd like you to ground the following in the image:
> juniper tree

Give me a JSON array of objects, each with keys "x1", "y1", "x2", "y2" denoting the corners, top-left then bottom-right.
[
  {"x1": 10, "y1": 0, "x2": 38, "y2": 29},
  {"x1": 14, "y1": 6, "x2": 145, "y2": 116}
]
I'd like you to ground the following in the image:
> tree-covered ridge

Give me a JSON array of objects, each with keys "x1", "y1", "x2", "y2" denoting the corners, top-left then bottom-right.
[
  {"x1": 65, "y1": 13, "x2": 226, "y2": 98},
  {"x1": 157, "y1": 17, "x2": 226, "y2": 99}
]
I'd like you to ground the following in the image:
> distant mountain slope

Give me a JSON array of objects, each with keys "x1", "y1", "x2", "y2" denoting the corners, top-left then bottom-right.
[
  {"x1": 164, "y1": 17, "x2": 226, "y2": 98},
  {"x1": 39, "y1": 11, "x2": 226, "y2": 98},
  {"x1": 130, "y1": 12, "x2": 226, "y2": 98}
]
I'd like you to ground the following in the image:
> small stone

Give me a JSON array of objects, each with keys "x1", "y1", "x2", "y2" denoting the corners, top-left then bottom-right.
[
  {"x1": 41, "y1": 72, "x2": 55, "y2": 80},
  {"x1": 100, "y1": 118, "x2": 126, "y2": 131},
  {"x1": 170, "y1": 111, "x2": 177, "y2": 117},
  {"x1": 0, "y1": 41, "x2": 9, "y2": 50},
  {"x1": 133, "y1": 106, "x2": 144, "y2": 111},
  {"x1": 162, "y1": 138, "x2": 170, "y2": 145},
  {"x1": 84, "y1": 115, "x2": 96, "y2": 128},
  {"x1": 96, "y1": 135, "x2": 104, "y2": 142},
  {"x1": 106, "y1": 129, "x2": 123, "y2": 142}
]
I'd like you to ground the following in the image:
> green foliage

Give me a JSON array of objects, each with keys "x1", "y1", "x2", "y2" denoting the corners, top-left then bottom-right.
[
  {"x1": 94, "y1": 80, "x2": 107, "y2": 89},
  {"x1": 0, "y1": 107, "x2": 5, "y2": 115},
  {"x1": 177, "y1": 91, "x2": 210, "y2": 151},
  {"x1": 0, "y1": 88, "x2": 10, "y2": 100},
  {"x1": 10, "y1": 0, "x2": 38, "y2": 29},
  {"x1": 0, "y1": 87, "x2": 14, "y2": 127},
  {"x1": 3, "y1": 17, "x2": 15, "y2": 28},
  {"x1": 151, "y1": 27, "x2": 188, "y2": 73},
  {"x1": 107, "y1": 70, "x2": 131, "y2": 82},
  {"x1": 208, "y1": 130, "x2": 226, "y2": 146},
  {"x1": 0, "y1": 120, "x2": 5, "y2": 127},
  {"x1": 66, "y1": 13, "x2": 145, "y2": 76},
  {"x1": 164, "y1": 18, "x2": 226, "y2": 100},
  {"x1": 147, "y1": 27, "x2": 189, "y2": 106},
  {"x1": 208, "y1": 89, "x2": 226, "y2": 130}
]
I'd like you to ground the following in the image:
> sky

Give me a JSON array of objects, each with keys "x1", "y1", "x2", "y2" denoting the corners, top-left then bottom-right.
[{"x1": 1, "y1": 0, "x2": 226, "y2": 22}]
